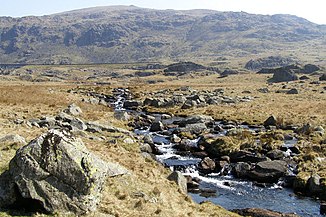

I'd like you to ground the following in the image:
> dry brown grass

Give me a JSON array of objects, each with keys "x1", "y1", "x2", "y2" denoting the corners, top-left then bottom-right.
[{"x1": 0, "y1": 81, "x2": 239, "y2": 217}]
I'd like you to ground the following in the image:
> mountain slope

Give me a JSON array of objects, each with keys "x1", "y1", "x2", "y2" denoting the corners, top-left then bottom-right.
[{"x1": 0, "y1": 6, "x2": 325, "y2": 64}]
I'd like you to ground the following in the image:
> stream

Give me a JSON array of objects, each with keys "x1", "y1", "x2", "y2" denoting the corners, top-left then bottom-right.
[{"x1": 114, "y1": 88, "x2": 323, "y2": 217}]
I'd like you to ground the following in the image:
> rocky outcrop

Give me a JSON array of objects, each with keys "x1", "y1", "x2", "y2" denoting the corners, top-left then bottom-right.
[
  {"x1": 320, "y1": 73, "x2": 326, "y2": 81},
  {"x1": 164, "y1": 62, "x2": 206, "y2": 74},
  {"x1": 245, "y1": 56, "x2": 296, "y2": 71},
  {"x1": 270, "y1": 69, "x2": 298, "y2": 83},
  {"x1": 0, "y1": 130, "x2": 128, "y2": 215}
]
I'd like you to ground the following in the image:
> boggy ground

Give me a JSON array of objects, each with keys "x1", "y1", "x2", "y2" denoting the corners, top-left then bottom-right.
[{"x1": 0, "y1": 81, "x2": 238, "y2": 216}]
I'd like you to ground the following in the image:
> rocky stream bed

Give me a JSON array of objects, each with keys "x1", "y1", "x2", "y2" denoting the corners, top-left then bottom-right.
[{"x1": 113, "y1": 88, "x2": 324, "y2": 217}]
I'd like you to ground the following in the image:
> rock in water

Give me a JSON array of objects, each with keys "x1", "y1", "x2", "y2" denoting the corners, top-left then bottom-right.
[{"x1": 7, "y1": 129, "x2": 127, "y2": 215}]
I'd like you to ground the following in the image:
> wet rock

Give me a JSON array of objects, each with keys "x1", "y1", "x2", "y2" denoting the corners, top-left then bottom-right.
[
  {"x1": 267, "y1": 149, "x2": 286, "y2": 160},
  {"x1": 167, "y1": 171, "x2": 187, "y2": 194},
  {"x1": 149, "y1": 121, "x2": 164, "y2": 132},
  {"x1": 198, "y1": 157, "x2": 216, "y2": 174},
  {"x1": 321, "y1": 201, "x2": 326, "y2": 215},
  {"x1": 232, "y1": 207, "x2": 300, "y2": 217},
  {"x1": 307, "y1": 174, "x2": 322, "y2": 196},
  {"x1": 7, "y1": 130, "x2": 128, "y2": 214},
  {"x1": 63, "y1": 103, "x2": 82, "y2": 116},
  {"x1": 293, "y1": 173, "x2": 309, "y2": 193},
  {"x1": 216, "y1": 161, "x2": 229, "y2": 175},
  {"x1": 248, "y1": 160, "x2": 288, "y2": 183},
  {"x1": 170, "y1": 134, "x2": 181, "y2": 143},
  {"x1": 233, "y1": 162, "x2": 251, "y2": 178},
  {"x1": 230, "y1": 150, "x2": 269, "y2": 163},
  {"x1": 286, "y1": 88, "x2": 299, "y2": 94},
  {"x1": 264, "y1": 115, "x2": 277, "y2": 127}
]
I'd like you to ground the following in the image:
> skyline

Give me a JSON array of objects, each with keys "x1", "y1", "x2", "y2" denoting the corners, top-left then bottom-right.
[{"x1": 0, "y1": 0, "x2": 325, "y2": 25}]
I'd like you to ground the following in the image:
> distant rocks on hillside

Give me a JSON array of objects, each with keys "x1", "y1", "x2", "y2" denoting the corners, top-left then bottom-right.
[
  {"x1": 245, "y1": 56, "x2": 297, "y2": 71},
  {"x1": 270, "y1": 70, "x2": 299, "y2": 83},
  {"x1": 163, "y1": 62, "x2": 207, "y2": 75},
  {"x1": 258, "y1": 64, "x2": 320, "y2": 75}
]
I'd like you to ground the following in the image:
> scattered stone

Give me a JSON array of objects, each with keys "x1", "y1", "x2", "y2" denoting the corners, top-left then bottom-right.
[
  {"x1": 181, "y1": 99, "x2": 197, "y2": 109},
  {"x1": 140, "y1": 143, "x2": 152, "y2": 153},
  {"x1": 149, "y1": 121, "x2": 164, "y2": 132},
  {"x1": 248, "y1": 160, "x2": 288, "y2": 183},
  {"x1": 63, "y1": 103, "x2": 82, "y2": 116},
  {"x1": 287, "y1": 88, "x2": 299, "y2": 94},
  {"x1": 0, "y1": 134, "x2": 26, "y2": 146},
  {"x1": 270, "y1": 69, "x2": 298, "y2": 83},
  {"x1": 123, "y1": 137, "x2": 134, "y2": 144},
  {"x1": 114, "y1": 110, "x2": 131, "y2": 121},
  {"x1": 198, "y1": 157, "x2": 216, "y2": 174},
  {"x1": 264, "y1": 115, "x2": 277, "y2": 127},
  {"x1": 167, "y1": 171, "x2": 187, "y2": 194}
]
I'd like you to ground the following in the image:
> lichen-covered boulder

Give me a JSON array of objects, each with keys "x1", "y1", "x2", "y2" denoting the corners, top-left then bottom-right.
[{"x1": 8, "y1": 129, "x2": 128, "y2": 215}]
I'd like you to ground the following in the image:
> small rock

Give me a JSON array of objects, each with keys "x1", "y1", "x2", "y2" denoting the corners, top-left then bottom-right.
[
  {"x1": 149, "y1": 121, "x2": 164, "y2": 132},
  {"x1": 140, "y1": 143, "x2": 152, "y2": 153},
  {"x1": 123, "y1": 137, "x2": 134, "y2": 144},
  {"x1": 198, "y1": 157, "x2": 216, "y2": 174},
  {"x1": 287, "y1": 88, "x2": 299, "y2": 94},
  {"x1": 167, "y1": 171, "x2": 187, "y2": 194},
  {"x1": 264, "y1": 115, "x2": 277, "y2": 127},
  {"x1": 114, "y1": 110, "x2": 131, "y2": 121},
  {"x1": 63, "y1": 103, "x2": 82, "y2": 116},
  {"x1": 0, "y1": 134, "x2": 26, "y2": 146}
]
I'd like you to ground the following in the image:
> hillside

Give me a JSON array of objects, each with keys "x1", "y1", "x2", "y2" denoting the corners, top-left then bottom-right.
[{"x1": 0, "y1": 5, "x2": 325, "y2": 64}]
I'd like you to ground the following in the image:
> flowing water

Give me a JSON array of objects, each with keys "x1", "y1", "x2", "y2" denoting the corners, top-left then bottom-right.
[{"x1": 116, "y1": 88, "x2": 323, "y2": 217}]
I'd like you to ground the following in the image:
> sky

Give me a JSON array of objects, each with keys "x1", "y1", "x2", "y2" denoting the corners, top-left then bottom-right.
[{"x1": 0, "y1": 0, "x2": 325, "y2": 24}]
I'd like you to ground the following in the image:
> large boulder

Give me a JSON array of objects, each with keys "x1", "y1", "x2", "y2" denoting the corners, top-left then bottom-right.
[
  {"x1": 271, "y1": 70, "x2": 298, "y2": 83},
  {"x1": 245, "y1": 56, "x2": 296, "y2": 71},
  {"x1": 4, "y1": 130, "x2": 128, "y2": 214}
]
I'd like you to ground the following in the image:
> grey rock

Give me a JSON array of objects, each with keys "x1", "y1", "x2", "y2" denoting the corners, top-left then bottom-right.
[
  {"x1": 63, "y1": 103, "x2": 82, "y2": 116},
  {"x1": 185, "y1": 123, "x2": 208, "y2": 134},
  {"x1": 264, "y1": 115, "x2": 277, "y2": 127},
  {"x1": 307, "y1": 174, "x2": 322, "y2": 196},
  {"x1": 171, "y1": 134, "x2": 181, "y2": 143},
  {"x1": 140, "y1": 143, "x2": 152, "y2": 153},
  {"x1": 181, "y1": 99, "x2": 197, "y2": 109},
  {"x1": 175, "y1": 115, "x2": 213, "y2": 126},
  {"x1": 114, "y1": 110, "x2": 131, "y2": 121},
  {"x1": 56, "y1": 112, "x2": 87, "y2": 131},
  {"x1": 149, "y1": 121, "x2": 164, "y2": 132},
  {"x1": 86, "y1": 121, "x2": 131, "y2": 135},
  {"x1": 320, "y1": 73, "x2": 326, "y2": 81},
  {"x1": 287, "y1": 88, "x2": 299, "y2": 94},
  {"x1": 267, "y1": 149, "x2": 286, "y2": 160},
  {"x1": 0, "y1": 134, "x2": 26, "y2": 145},
  {"x1": 198, "y1": 157, "x2": 216, "y2": 174},
  {"x1": 0, "y1": 171, "x2": 17, "y2": 207},
  {"x1": 271, "y1": 70, "x2": 298, "y2": 83},
  {"x1": 248, "y1": 160, "x2": 288, "y2": 183},
  {"x1": 233, "y1": 162, "x2": 251, "y2": 178},
  {"x1": 8, "y1": 130, "x2": 128, "y2": 214},
  {"x1": 167, "y1": 171, "x2": 187, "y2": 194},
  {"x1": 143, "y1": 135, "x2": 154, "y2": 145},
  {"x1": 123, "y1": 100, "x2": 142, "y2": 109}
]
